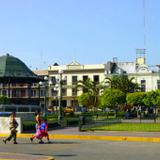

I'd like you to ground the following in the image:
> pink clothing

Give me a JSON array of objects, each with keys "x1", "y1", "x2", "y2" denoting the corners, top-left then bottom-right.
[{"x1": 35, "y1": 129, "x2": 41, "y2": 139}]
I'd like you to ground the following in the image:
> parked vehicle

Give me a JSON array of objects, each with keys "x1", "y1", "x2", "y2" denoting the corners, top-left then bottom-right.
[{"x1": 64, "y1": 106, "x2": 74, "y2": 114}]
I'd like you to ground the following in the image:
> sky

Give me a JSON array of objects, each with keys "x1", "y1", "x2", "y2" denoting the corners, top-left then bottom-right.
[{"x1": 0, "y1": 0, "x2": 159, "y2": 69}]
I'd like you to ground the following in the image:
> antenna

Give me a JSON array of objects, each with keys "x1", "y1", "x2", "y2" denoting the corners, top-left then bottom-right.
[
  {"x1": 136, "y1": 48, "x2": 146, "y2": 65},
  {"x1": 143, "y1": 0, "x2": 146, "y2": 48},
  {"x1": 136, "y1": 49, "x2": 146, "y2": 58}
]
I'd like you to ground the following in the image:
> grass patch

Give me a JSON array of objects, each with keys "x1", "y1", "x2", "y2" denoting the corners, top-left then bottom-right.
[{"x1": 90, "y1": 123, "x2": 160, "y2": 132}]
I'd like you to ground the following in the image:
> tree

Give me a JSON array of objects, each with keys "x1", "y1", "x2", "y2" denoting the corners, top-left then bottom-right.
[
  {"x1": 155, "y1": 90, "x2": 160, "y2": 105},
  {"x1": 77, "y1": 78, "x2": 102, "y2": 110},
  {"x1": 77, "y1": 93, "x2": 96, "y2": 109},
  {"x1": 100, "y1": 89, "x2": 126, "y2": 109},
  {"x1": 105, "y1": 75, "x2": 140, "y2": 93},
  {"x1": 142, "y1": 90, "x2": 160, "y2": 121},
  {"x1": 126, "y1": 92, "x2": 146, "y2": 106},
  {"x1": 0, "y1": 95, "x2": 10, "y2": 104},
  {"x1": 143, "y1": 90, "x2": 160, "y2": 107}
]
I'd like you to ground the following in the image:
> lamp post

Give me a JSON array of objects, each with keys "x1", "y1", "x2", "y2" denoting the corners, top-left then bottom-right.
[
  {"x1": 53, "y1": 84, "x2": 59, "y2": 114},
  {"x1": 58, "y1": 69, "x2": 64, "y2": 121},
  {"x1": 39, "y1": 76, "x2": 53, "y2": 115}
]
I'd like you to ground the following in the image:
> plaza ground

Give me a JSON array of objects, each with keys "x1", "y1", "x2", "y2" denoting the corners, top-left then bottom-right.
[
  {"x1": 0, "y1": 137, "x2": 160, "y2": 160},
  {"x1": 1, "y1": 127, "x2": 160, "y2": 159}
]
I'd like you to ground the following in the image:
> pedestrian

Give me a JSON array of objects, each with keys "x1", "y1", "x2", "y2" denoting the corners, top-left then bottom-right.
[
  {"x1": 35, "y1": 111, "x2": 41, "y2": 130},
  {"x1": 30, "y1": 111, "x2": 43, "y2": 143},
  {"x1": 3, "y1": 112, "x2": 18, "y2": 144},
  {"x1": 40, "y1": 117, "x2": 50, "y2": 143}
]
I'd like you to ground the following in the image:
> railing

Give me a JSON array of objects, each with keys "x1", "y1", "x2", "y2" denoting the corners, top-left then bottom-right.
[{"x1": 78, "y1": 111, "x2": 160, "y2": 131}]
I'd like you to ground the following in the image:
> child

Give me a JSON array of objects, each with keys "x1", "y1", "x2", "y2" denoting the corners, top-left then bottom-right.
[{"x1": 40, "y1": 117, "x2": 50, "y2": 143}]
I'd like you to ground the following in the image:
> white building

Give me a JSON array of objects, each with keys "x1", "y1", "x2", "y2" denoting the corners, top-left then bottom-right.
[
  {"x1": 105, "y1": 56, "x2": 160, "y2": 92},
  {"x1": 48, "y1": 60, "x2": 105, "y2": 108},
  {"x1": 34, "y1": 53, "x2": 160, "y2": 109}
]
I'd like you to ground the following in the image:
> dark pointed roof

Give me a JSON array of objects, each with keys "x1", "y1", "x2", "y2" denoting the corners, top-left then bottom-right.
[{"x1": 0, "y1": 54, "x2": 41, "y2": 83}]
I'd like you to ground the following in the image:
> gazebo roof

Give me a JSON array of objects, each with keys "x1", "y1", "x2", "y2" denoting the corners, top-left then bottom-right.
[{"x1": 0, "y1": 54, "x2": 41, "y2": 83}]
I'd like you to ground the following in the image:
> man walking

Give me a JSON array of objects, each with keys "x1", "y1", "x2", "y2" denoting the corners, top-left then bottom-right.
[{"x1": 3, "y1": 112, "x2": 18, "y2": 144}]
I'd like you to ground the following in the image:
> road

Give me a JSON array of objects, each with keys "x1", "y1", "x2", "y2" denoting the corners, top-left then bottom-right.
[{"x1": 0, "y1": 137, "x2": 160, "y2": 160}]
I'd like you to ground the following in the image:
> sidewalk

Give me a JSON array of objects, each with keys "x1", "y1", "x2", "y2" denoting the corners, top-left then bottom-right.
[
  {"x1": 1, "y1": 127, "x2": 160, "y2": 143},
  {"x1": 48, "y1": 127, "x2": 160, "y2": 143},
  {"x1": 48, "y1": 127, "x2": 160, "y2": 138}
]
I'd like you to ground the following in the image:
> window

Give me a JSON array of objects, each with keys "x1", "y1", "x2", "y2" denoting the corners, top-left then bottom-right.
[
  {"x1": 2, "y1": 90, "x2": 7, "y2": 96},
  {"x1": 72, "y1": 76, "x2": 77, "y2": 85},
  {"x1": 31, "y1": 89, "x2": 37, "y2": 97},
  {"x1": 141, "y1": 80, "x2": 146, "y2": 92},
  {"x1": 31, "y1": 83, "x2": 37, "y2": 87},
  {"x1": 62, "y1": 88, "x2": 67, "y2": 96},
  {"x1": 62, "y1": 76, "x2": 67, "y2": 85},
  {"x1": 72, "y1": 88, "x2": 77, "y2": 96},
  {"x1": 93, "y1": 75, "x2": 99, "y2": 84},
  {"x1": 51, "y1": 76, "x2": 56, "y2": 85},
  {"x1": 12, "y1": 90, "x2": 17, "y2": 97},
  {"x1": 51, "y1": 88, "x2": 57, "y2": 96},
  {"x1": 40, "y1": 89, "x2": 45, "y2": 97},
  {"x1": 83, "y1": 75, "x2": 88, "y2": 82},
  {"x1": 21, "y1": 89, "x2": 26, "y2": 97}
]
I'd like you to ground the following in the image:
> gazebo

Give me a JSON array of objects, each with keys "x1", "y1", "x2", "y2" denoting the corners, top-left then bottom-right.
[{"x1": 0, "y1": 54, "x2": 42, "y2": 112}]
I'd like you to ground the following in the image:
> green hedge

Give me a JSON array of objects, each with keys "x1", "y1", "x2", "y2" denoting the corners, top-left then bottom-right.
[
  {"x1": 23, "y1": 120, "x2": 61, "y2": 132},
  {"x1": 116, "y1": 111, "x2": 125, "y2": 118}
]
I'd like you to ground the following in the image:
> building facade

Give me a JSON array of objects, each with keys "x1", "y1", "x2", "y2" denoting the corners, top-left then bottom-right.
[
  {"x1": 0, "y1": 54, "x2": 42, "y2": 112},
  {"x1": 47, "y1": 61, "x2": 105, "y2": 109},
  {"x1": 36, "y1": 55, "x2": 160, "y2": 110},
  {"x1": 0, "y1": 52, "x2": 159, "y2": 112},
  {"x1": 105, "y1": 56, "x2": 160, "y2": 92}
]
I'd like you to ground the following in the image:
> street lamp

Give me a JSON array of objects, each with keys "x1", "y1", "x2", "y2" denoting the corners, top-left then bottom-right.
[
  {"x1": 53, "y1": 84, "x2": 59, "y2": 114},
  {"x1": 58, "y1": 69, "x2": 64, "y2": 121},
  {"x1": 39, "y1": 76, "x2": 53, "y2": 114}
]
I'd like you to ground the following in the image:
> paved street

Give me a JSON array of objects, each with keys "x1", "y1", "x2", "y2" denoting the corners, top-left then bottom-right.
[{"x1": 1, "y1": 137, "x2": 160, "y2": 160}]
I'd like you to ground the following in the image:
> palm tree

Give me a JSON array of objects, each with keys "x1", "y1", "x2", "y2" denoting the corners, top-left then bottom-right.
[
  {"x1": 77, "y1": 78, "x2": 102, "y2": 110},
  {"x1": 104, "y1": 75, "x2": 140, "y2": 93}
]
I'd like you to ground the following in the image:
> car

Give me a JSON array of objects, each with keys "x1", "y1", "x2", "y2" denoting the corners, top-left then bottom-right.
[{"x1": 64, "y1": 106, "x2": 74, "y2": 114}]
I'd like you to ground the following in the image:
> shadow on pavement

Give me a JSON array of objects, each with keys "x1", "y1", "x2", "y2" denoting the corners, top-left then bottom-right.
[
  {"x1": 54, "y1": 154, "x2": 77, "y2": 157},
  {"x1": 52, "y1": 141, "x2": 80, "y2": 144},
  {"x1": 14, "y1": 140, "x2": 80, "y2": 145},
  {"x1": 31, "y1": 153, "x2": 77, "y2": 158}
]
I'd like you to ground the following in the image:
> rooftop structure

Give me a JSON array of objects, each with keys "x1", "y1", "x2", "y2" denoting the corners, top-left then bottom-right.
[
  {"x1": 0, "y1": 54, "x2": 41, "y2": 82},
  {"x1": 0, "y1": 54, "x2": 42, "y2": 112}
]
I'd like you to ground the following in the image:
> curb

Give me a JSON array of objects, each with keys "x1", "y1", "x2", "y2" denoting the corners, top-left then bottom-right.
[
  {"x1": 0, "y1": 152, "x2": 55, "y2": 160},
  {"x1": 1, "y1": 133, "x2": 160, "y2": 143}
]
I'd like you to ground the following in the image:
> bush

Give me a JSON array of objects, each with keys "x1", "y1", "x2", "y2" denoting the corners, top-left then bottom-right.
[
  {"x1": 81, "y1": 112, "x2": 93, "y2": 117},
  {"x1": 48, "y1": 121, "x2": 61, "y2": 129},
  {"x1": 23, "y1": 121, "x2": 35, "y2": 132},
  {"x1": 66, "y1": 119, "x2": 79, "y2": 126},
  {"x1": 116, "y1": 111, "x2": 125, "y2": 118},
  {"x1": 23, "y1": 119, "x2": 61, "y2": 132},
  {"x1": 107, "y1": 111, "x2": 115, "y2": 116}
]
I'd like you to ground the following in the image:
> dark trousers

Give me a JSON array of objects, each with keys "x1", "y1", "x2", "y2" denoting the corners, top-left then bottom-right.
[{"x1": 5, "y1": 130, "x2": 17, "y2": 142}]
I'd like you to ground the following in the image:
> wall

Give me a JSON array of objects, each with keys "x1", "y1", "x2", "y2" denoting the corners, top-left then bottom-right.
[{"x1": 0, "y1": 117, "x2": 22, "y2": 133}]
